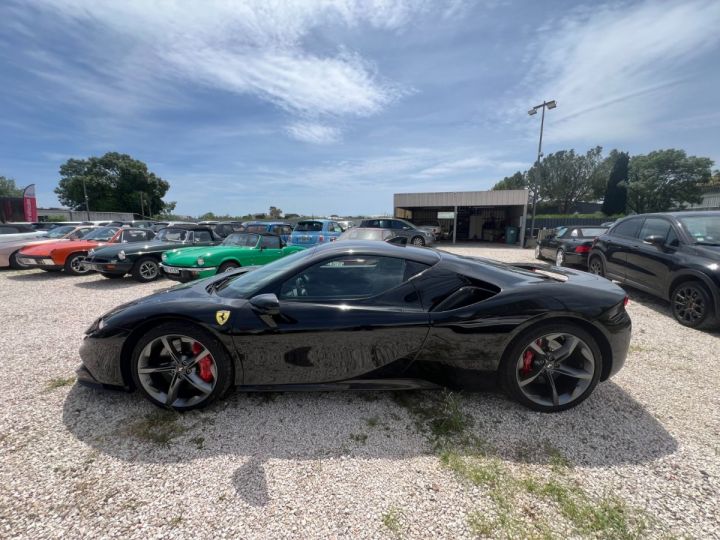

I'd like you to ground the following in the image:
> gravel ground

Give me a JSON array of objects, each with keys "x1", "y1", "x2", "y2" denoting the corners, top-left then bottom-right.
[{"x1": 0, "y1": 244, "x2": 718, "y2": 539}]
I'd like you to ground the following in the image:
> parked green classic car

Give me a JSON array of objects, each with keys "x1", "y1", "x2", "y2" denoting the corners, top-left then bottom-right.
[{"x1": 160, "y1": 232, "x2": 305, "y2": 282}]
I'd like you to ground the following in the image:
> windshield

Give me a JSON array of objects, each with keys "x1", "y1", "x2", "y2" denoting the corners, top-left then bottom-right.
[
  {"x1": 155, "y1": 228, "x2": 188, "y2": 242},
  {"x1": 678, "y1": 215, "x2": 720, "y2": 244},
  {"x1": 216, "y1": 249, "x2": 314, "y2": 298},
  {"x1": 46, "y1": 225, "x2": 76, "y2": 238},
  {"x1": 82, "y1": 227, "x2": 119, "y2": 241},
  {"x1": 294, "y1": 221, "x2": 323, "y2": 232},
  {"x1": 222, "y1": 233, "x2": 260, "y2": 247}
]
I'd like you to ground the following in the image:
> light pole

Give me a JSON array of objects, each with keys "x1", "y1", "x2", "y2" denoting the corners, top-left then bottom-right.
[
  {"x1": 82, "y1": 177, "x2": 90, "y2": 220},
  {"x1": 527, "y1": 99, "x2": 556, "y2": 240}
]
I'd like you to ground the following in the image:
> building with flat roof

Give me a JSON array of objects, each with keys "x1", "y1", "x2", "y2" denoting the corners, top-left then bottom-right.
[{"x1": 394, "y1": 189, "x2": 529, "y2": 245}]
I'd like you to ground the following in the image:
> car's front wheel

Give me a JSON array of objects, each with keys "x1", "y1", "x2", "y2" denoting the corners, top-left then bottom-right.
[
  {"x1": 9, "y1": 251, "x2": 30, "y2": 269},
  {"x1": 671, "y1": 281, "x2": 717, "y2": 329},
  {"x1": 499, "y1": 322, "x2": 602, "y2": 412},
  {"x1": 131, "y1": 323, "x2": 233, "y2": 411},
  {"x1": 555, "y1": 249, "x2": 565, "y2": 267},
  {"x1": 218, "y1": 261, "x2": 239, "y2": 274},
  {"x1": 411, "y1": 236, "x2": 425, "y2": 246},
  {"x1": 132, "y1": 257, "x2": 160, "y2": 282},
  {"x1": 534, "y1": 244, "x2": 542, "y2": 260}
]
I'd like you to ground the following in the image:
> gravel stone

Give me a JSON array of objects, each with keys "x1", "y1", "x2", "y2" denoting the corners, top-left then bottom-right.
[{"x1": 0, "y1": 244, "x2": 718, "y2": 539}]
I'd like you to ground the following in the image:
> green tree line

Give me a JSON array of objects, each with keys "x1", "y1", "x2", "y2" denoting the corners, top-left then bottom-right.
[{"x1": 493, "y1": 147, "x2": 718, "y2": 215}]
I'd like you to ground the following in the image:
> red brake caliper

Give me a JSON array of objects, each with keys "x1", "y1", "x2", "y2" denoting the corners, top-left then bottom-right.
[
  {"x1": 520, "y1": 340, "x2": 541, "y2": 376},
  {"x1": 191, "y1": 342, "x2": 214, "y2": 383}
]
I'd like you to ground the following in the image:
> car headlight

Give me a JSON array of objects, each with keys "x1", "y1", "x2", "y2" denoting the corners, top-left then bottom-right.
[
  {"x1": 118, "y1": 250, "x2": 126, "y2": 261},
  {"x1": 197, "y1": 257, "x2": 205, "y2": 266},
  {"x1": 161, "y1": 253, "x2": 167, "y2": 261}
]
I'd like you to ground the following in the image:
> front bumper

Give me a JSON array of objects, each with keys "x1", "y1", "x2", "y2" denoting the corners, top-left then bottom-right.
[
  {"x1": 79, "y1": 333, "x2": 129, "y2": 387},
  {"x1": 15, "y1": 255, "x2": 61, "y2": 270},
  {"x1": 85, "y1": 260, "x2": 133, "y2": 275},
  {"x1": 160, "y1": 263, "x2": 216, "y2": 282}
]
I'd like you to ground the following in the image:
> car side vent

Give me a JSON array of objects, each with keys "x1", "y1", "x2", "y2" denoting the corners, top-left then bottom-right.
[{"x1": 432, "y1": 285, "x2": 499, "y2": 312}]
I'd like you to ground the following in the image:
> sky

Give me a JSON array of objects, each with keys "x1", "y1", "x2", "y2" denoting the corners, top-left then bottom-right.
[{"x1": 1, "y1": 0, "x2": 719, "y2": 217}]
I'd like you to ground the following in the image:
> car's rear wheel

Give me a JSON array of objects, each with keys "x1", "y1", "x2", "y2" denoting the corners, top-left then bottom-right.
[
  {"x1": 555, "y1": 249, "x2": 565, "y2": 267},
  {"x1": 534, "y1": 244, "x2": 542, "y2": 260},
  {"x1": 588, "y1": 256, "x2": 604, "y2": 277},
  {"x1": 132, "y1": 257, "x2": 160, "y2": 282},
  {"x1": 218, "y1": 261, "x2": 239, "y2": 274},
  {"x1": 64, "y1": 253, "x2": 91, "y2": 275},
  {"x1": 499, "y1": 322, "x2": 602, "y2": 412},
  {"x1": 9, "y1": 251, "x2": 29, "y2": 269},
  {"x1": 411, "y1": 236, "x2": 425, "y2": 246},
  {"x1": 100, "y1": 272, "x2": 124, "y2": 279},
  {"x1": 131, "y1": 323, "x2": 233, "y2": 411},
  {"x1": 671, "y1": 281, "x2": 717, "y2": 329}
]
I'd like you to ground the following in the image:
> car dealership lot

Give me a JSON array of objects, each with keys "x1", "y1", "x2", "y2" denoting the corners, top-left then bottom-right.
[{"x1": 0, "y1": 245, "x2": 718, "y2": 539}]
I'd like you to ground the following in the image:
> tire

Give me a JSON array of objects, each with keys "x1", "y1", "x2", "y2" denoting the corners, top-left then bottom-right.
[
  {"x1": 64, "y1": 253, "x2": 92, "y2": 275},
  {"x1": 411, "y1": 236, "x2": 425, "y2": 246},
  {"x1": 555, "y1": 249, "x2": 565, "y2": 267},
  {"x1": 9, "y1": 251, "x2": 29, "y2": 270},
  {"x1": 130, "y1": 322, "x2": 233, "y2": 411},
  {"x1": 100, "y1": 273, "x2": 124, "y2": 279},
  {"x1": 588, "y1": 256, "x2": 605, "y2": 277},
  {"x1": 670, "y1": 281, "x2": 718, "y2": 329},
  {"x1": 218, "y1": 261, "x2": 239, "y2": 274},
  {"x1": 534, "y1": 244, "x2": 542, "y2": 260},
  {"x1": 131, "y1": 257, "x2": 160, "y2": 283},
  {"x1": 499, "y1": 322, "x2": 603, "y2": 412}
]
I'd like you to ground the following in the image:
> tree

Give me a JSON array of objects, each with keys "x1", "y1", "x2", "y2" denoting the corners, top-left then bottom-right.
[
  {"x1": 601, "y1": 152, "x2": 629, "y2": 215},
  {"x1": 538, "y1": 146, "x2": 603, "y2": 214},
  {"x1": 626, "y1": 149, "x2": 713, "y2": 213},
  {"x1": 492, "y1": 171, "x2": 527, "y2": 190},
  {"x1": 268, "y1": 206, "x2": 283, "y2": 219},
  {"x1": 199, "y1": 212, "x2": 216, "y2": 221},
  {"x1": 54, "y1": 152, "x2": 172, "y2": 214},
  {"x1": 0, "y1": 176, "x2": 23, "y2": 197}
]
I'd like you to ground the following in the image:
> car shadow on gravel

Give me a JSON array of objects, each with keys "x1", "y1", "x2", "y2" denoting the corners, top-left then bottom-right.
[
  {"x1": 61, "y1": 380, "x2": 678, "y2": 506},
  {"x1": 73, "y1": 278, "x2": 170, "y2": 290},
  {"x1": 5, "y1": 271, "x2": 67, "y2": 281}
]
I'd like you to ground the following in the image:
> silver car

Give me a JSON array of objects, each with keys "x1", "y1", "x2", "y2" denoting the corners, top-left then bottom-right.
[
  {"x1": 358, "y1": 218, "x2": 434, "y2": 246},
  {"x1": 0, "y1": 225, "x2": 96, "y2": 268}
]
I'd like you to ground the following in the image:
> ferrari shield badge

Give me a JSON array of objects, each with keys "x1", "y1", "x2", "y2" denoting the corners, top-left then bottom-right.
[{"x1": 215, "y1": 310, "x2": 231, "y2": 325}]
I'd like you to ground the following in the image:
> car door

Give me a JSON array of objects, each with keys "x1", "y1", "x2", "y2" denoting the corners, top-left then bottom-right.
[
  {"x1": 603, "y1": 218, "x2": 643, "y2": 280},
  {"x1": 542, "y1": 227, "x2": 567, "y2": 258},
  {"x1": 233, "y1": 254, "x2": 431, "y2": 385},
  {"x1": 253, "y1": 235, "x2": 283, "y2": 265},
  {"x1": 623, "y1": 217, "x2": 678, "y2": 296}
]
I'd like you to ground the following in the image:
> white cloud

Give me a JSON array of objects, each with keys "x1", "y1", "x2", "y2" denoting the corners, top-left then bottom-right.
[
  {"x1": 14, "y1": 0, "x2": 456, "y2": 142},
  {"x1": 285, "y1": 122, "x2": 342, "y2": 144},
  {"x1": 518, "y1": 0, "x2": 720, "y2": 142}
]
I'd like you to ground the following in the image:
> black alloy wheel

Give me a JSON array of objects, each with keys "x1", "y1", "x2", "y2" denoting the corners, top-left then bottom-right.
[
  {"x1": 500, "y1": 323, "x2": 602, "y2": 412},
  {"x1": 411, "y1": 236, "x2": 425, "y2": 246},
  {"x1": 588, "y1": 256, "x2": 604, "y2": 277},
  {"x1": 64, "y1": 253, "x2": 92, "y2": 275},
  {"x1": 218, "y1": 261, "x2": 239, "y2": 273},
  {"x1": 671, "y1": 282, "x2": 715, "y2": 329},
  {"x1": 131, "y1": 323, "x2": 233, "y2": 411},
  {"x1": 132, "y1": 257, "x2": 160, "y2": 283},
  {"x1": 555, "y1": 249, "x2": 565, "y2": 267}
]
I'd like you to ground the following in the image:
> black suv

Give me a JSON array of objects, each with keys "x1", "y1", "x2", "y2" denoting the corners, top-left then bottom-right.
[{"x1": 588, "y1": 211, "x2": 720, "y2": 329}]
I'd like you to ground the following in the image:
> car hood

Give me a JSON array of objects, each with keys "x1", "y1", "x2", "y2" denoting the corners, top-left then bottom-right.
[
  {"x1": 93, "y1": 240, "x2": 187, "y2": 257},
  {"x1": 164, "y1": 245, "x2": 255, "y2": 265},
  {"x1": 20, "y1": 238, "x2": 105, "y2": 255},
  {"x1": 0, "y1": 237, "x2": 68, "y2": 253}
]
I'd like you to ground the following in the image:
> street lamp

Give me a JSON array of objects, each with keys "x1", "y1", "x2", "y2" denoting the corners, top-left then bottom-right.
[
  {"x1": 82, "y1": 177, "x2": 90, "y2": 221},
  {"x1": 527, "y1": 99, "x2": 557, "y2": 240}
]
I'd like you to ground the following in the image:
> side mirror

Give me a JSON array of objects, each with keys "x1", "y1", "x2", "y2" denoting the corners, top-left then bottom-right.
[
  {"x1": 249, "y1": 293, "x2": 280, "y2": 315},
  {"x1": 643, "y1": 235, "x2": 664, "y2": 246}
]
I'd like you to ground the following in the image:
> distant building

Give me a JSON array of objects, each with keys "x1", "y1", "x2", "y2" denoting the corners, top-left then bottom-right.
[{"x1": 683, "y1": 185, "x2": 720, "y2": 211}]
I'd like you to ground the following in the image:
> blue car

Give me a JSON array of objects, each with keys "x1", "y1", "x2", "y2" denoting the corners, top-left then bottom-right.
[
  {"x1": 243, "y1": 221, "x2": 294, "y2": 243},
  {"x1": 289, "y1": 219, "x2": 345, "y2": 246}
]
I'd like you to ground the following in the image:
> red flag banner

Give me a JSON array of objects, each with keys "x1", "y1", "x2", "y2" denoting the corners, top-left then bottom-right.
[{"x1": 23, "y1": 184, "x2": 37, "y2": 222}]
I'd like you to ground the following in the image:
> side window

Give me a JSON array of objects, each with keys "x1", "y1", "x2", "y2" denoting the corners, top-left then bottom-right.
[
  {"x1": 570, "y1": 229, "x2": 578, "y2": 238},
  {"x1": 260, "y1": 235, "x2": 281, "y2": 249},
  {"x1": 331, "y1": 222, "x2": 343, "y2": 233},
  {"x1": 194, "y1": 231, "x2": 212, "y2": 242},
  {"x1": 639, "y1": 218, "x2": 671, "y2": 242},
  {"x1": 279, "y1": 256, "x2": 422, "y2": 300},
  {"x1": 390, "y1": 220, "x2": 405, "y2": 230},
  {"x1": 283, "y1": 226, "x2": 293, "y2": 235},
  {"x1": 270, "y1": 225, "x2": 283, "y2": 235},
  {"x1": 611, "y1": 219, "x2": 642, "y2": 239}
]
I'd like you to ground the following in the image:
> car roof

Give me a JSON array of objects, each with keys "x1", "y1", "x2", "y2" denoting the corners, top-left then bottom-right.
[
  {"x1": 618, "y1": 211, "x2": 720, "y2": 219},
  {"x1": 309, "y1": 240, "x2": 440, "y2": 265},
  {"x1": 298, "y1": 218, "x2": 334, "y2": 223}
]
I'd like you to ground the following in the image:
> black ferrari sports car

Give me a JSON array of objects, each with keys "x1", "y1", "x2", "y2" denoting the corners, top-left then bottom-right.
[{"x1": 78, "y1": 241, "x2": 631, "y2": 412}]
